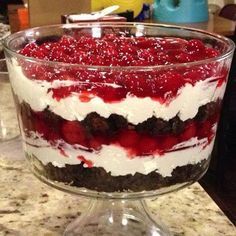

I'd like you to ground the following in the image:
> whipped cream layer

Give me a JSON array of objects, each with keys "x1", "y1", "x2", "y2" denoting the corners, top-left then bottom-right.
[
  {"x1": 8, "y1": 60, "x2": 226, "y2": 125},
  {"x1": 24, "y1": 132, "x2": 214, "y2": 177}
]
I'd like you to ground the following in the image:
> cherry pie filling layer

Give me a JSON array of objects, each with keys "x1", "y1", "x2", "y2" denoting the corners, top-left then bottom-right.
[{"x1": 10, "y1": 34, "x2": 229, "y2": 192}]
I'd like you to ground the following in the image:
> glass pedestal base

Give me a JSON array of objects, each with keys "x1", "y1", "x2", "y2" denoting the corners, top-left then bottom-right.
[{"x1": 64, "y1": 199, "x2": 172, "y2": 236}]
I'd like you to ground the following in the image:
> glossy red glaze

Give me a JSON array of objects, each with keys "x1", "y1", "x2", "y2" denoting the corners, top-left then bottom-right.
[{"x1": 19, "y1": 35, "x2": 224, "y2": 103}]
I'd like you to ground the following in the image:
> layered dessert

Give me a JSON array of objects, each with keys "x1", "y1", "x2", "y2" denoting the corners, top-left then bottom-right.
[{"x1": 8, "y1": 32, "x2": 229, "y2": 192}]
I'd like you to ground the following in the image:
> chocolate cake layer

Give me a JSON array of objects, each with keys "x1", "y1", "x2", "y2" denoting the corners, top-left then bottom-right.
[
  {"x1": 20, "y1": 100, "x2": 220, "y2": 138},
  {"x1": 27, "y1": 154, "x2": 209, "y2": 192}
]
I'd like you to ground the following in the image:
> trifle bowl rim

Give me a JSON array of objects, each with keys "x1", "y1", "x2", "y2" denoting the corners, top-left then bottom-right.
[{"x1": 3, "y1": 22, "x2": 235, "y2": 71}]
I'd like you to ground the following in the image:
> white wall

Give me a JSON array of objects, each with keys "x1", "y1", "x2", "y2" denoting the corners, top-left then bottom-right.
[{"x1": 208, "y1": 0, "x2": 236, "y2": 7}]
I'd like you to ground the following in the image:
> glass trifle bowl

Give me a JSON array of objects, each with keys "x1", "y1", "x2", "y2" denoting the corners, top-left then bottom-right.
[{"x1": 3, "y1": 23, "x2": 234, "y2": 235}]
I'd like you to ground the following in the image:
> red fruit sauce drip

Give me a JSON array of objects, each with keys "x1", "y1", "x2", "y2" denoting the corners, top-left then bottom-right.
[
  {"x1": 59, "y1": 148, "x2": 69, "y2": 158},
  {"x1": 27, "y1": 116, "x2": 218, "y2": 157},
  {"x1": 77, "y1": 155, "x2": 93, "y2": 168},
  {"x1": 19, "y1": 35, "x2": 226, "y2": 103}
]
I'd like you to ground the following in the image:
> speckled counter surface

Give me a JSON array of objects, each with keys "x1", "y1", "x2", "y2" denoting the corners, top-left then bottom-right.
[
  {"x1": 0, "y1": 79, "x2": 235, "y2": 236},
  {"x1": 0, "y1": 138, "x2": 235, "y2": 236}
]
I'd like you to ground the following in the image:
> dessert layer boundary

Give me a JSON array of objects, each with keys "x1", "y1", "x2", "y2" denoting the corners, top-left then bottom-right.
[
  {"x1": 26, "y1": 152, "x2": 209, "y2": 192},
  {"x1": 9, "y1": 60, "x2": 226, "y2": 124},
  {"x1": 23, "y1": 133, "x2": 215, "y2": 177}
]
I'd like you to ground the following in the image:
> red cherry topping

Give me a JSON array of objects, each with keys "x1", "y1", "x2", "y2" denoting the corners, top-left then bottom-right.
[
  {"x1": 77, "y1": 155, "x2": 93, "y2": 168},
  {"x1": 35, "y1": 119, "x2": 49, "y2": 137},
  {"x1": 138, "y1": 135, "x2": 158, "y2": 155},
  {"x1": 61, "y1": 121, "x2": 87, "y2": 145},
  {"x1": 89, "y1": 136, "x2": 108, "y2": 150},
  {"x1": 180, "y1": 122, "x2": 197, "y2": 142},
  {"x1": 161, "y1": 135, "x2": 179, "y2": 151},
  {"x1": 118, "y1": 130, "x2": 140, "y2": 148},
  {"x1": 197, "y1": 121, "x2": 212, "y2": 139},
  {"x1": 19, "y1": 35, "x2": 222, "y2": 103}
]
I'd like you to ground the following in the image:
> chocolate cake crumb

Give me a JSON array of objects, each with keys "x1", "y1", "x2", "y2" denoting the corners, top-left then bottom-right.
[
  {"x1": 43, "y1": 108, "x2": 63, "y2": 131},
  {"x1": 28, "y1": 154, "x2": 209, "y2": 192},
  {"x1": 83, "y1": 112, "x2": 109, "y2": 134},
  {"x1": 136, "y1": 117, "x2": 170, "y2": 136},
  {"x1": 170, "y1": 116, "x2": 185, "y2": 135},
  {"x1": 20, "y1": 100, "x2": 220, "y2": 138},
  {"x1": 108, "y1": 114, "x2": 128, "y2": 133},
  {"x1": 196, "y1": 102, "x2": 218, "y2": 122},
  {"x1": 20, "y1": 103, "x2": 34, "y2": 131}
]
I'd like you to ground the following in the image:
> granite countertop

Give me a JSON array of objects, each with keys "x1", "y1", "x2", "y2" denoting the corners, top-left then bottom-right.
[{"x1": 0, "y1": 79, "x2": 235, "y2": 236}]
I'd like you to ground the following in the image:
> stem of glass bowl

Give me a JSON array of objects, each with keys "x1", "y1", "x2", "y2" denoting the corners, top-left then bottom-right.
[{"x1": 64, "y1": 199, "x2": 172, "y2": 236}]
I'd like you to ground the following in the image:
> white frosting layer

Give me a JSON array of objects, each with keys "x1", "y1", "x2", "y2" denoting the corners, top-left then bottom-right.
[
  {"x1": 23, "y1": 133, "x2": 214, "y2": 177},
  {"x1": 8, "y1": 60, "x2": 226, "y2": 125}
]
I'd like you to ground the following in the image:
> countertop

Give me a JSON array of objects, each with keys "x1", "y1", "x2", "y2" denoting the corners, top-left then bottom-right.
[{"x1": 0, "y1": 78, "x2": 235, "y2": 236}]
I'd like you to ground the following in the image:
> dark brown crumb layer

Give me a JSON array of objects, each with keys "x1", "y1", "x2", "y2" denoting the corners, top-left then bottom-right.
[
  {"x1": 28, "y1": 154, "x2": 209, "y2": 192},
  {"x1": 20, "y1": 100, "x2": 220, "y2": 138}
]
